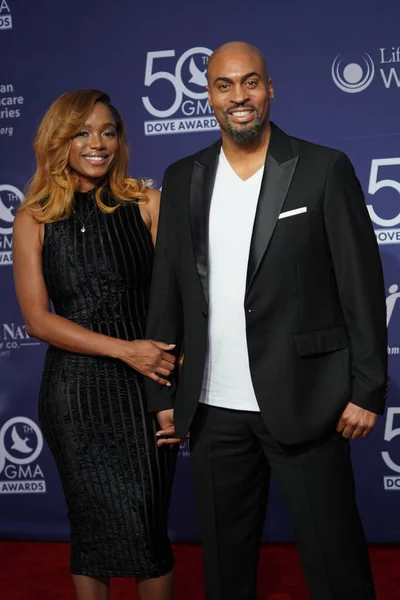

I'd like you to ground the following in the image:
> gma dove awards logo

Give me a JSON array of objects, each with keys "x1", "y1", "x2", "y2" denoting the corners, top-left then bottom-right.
[
  {"x1": 0, "y1": 417, "x2": 46, "y2": 494},
  {"x1": 142, "y1": 46, "x2": 219, "y2": 136}
]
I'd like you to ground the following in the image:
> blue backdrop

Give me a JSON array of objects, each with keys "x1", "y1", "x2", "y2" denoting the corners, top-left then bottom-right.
[{"x1": 1, "y1": 0, "x2": 399, "y2": 543}]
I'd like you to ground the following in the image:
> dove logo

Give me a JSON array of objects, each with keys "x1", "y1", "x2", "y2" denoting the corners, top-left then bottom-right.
[
  {"x1": 0, "y1": 183, "x2": 23, "y2": 265},
  {"x1": 142, "y1": 46, "x2": 219, "y2": 136},
  {"x1": 188, "y1": 58, "x2": 207, "y2": 85},
  {"x1": 10, "y1": 425, "x2": 33, "y2": 453},
  {"x1": 0, "y1": 416, "x2": 46, "y2": 494}
]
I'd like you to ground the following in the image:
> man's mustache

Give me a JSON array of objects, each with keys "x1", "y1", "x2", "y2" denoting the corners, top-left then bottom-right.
[{"x1": 225, "y1": 104, "x2": 258, "y2": 115}]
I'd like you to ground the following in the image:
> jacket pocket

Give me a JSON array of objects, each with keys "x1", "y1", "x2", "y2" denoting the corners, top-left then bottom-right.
[{"x1": 294, "y1": 326, "x2": 349, "y2": 357}]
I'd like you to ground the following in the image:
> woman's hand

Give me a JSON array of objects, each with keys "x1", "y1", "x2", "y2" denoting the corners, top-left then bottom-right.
[{"x1": 118, "y1": 340, "x2": 176, "y2": 385}]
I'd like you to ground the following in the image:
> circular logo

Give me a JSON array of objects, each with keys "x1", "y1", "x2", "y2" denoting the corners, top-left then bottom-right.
[
  {"x1": 331, "y1": 53, "x2": 375, "y2": 93},
  {"x1": 0, "y1": 184, "x2": 24, "y2": 235},
  {"x1": 176, "y1": 47, "x2": 212, "y2": 99},
  {"x1": 0, "y1": 416, "x2": 43, "y2": 474}
]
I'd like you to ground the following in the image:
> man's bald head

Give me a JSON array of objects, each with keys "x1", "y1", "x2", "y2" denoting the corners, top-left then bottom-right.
[{"x1": 207, "y1": 41, "x2": 268, "y2": 84}]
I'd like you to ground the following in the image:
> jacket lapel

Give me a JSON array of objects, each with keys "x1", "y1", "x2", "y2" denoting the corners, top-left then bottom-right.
[
  {"x1": 189, "y1": 141, "x2": 221, "y2": 306},
  {"x1": 246, "y1": 124, "x2": 299, "y2": 295}
]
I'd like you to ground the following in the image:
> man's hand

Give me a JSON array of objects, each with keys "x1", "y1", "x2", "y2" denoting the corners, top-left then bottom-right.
[
  {"x1": 156, "y1": 409, "x2": 181, "y2": 447},
  {"x1": 336, "y1": 402, "x2": 378, "y2": 440}
]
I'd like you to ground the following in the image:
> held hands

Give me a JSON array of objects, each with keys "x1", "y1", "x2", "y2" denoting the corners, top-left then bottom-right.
[
  {"x1": 120, "y1": 340, "x2": 176, "y2": 385},
  {"x1": 156, "y1": 409, "x2": 182, "y2": 447},
  {"x1": 336, "y1": 402, "x2": 378, "y2": 440}
]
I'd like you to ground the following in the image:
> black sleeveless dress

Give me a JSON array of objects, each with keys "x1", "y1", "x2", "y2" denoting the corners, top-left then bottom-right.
[{"x1": 38, "y1": 187, "x2": 176, "y2": 578}]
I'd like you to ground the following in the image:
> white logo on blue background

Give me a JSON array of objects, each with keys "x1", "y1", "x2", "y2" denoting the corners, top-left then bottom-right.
[
  {"x1": 332, "y1": 53, "x2": 375, "y2": 93},
  {"x1": 142, "y1": 46, "x2": 218, "y2": 135},
  {"x1": 0, "y1": 184, "x2": 22, "y2": 235},
  {"x1": 188, "y1": 57, "x2": 207, "y2": 87},
  {"x1": 0, "y1": 0, "x2": 12, "y2": 30},
  {"x1": 386, "y1": 285, "x2": 400, "y2": 357},
  {"x1": 387, "y1": 284, "x2": 400, "y2": 327},
  {"x1": 0, "y1": 417, "x2": 46, "y2": 494},
  {"x1": 0, "y1": 417, "x2": 43, "y2": 474}
]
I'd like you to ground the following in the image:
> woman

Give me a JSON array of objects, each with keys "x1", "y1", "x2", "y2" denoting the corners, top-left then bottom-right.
[{"x1": 13, "y1": 89, "x2": 178, "y2": 600}]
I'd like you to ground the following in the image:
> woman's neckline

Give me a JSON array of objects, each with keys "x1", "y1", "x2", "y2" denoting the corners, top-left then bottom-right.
[{"x1": 74, "y1": 183, "x2": 104, "y2": 198}]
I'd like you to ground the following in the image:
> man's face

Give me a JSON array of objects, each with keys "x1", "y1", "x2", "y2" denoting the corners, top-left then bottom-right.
[{"x1": 207, "y1": 48, "x2": 274, "y2": 143}]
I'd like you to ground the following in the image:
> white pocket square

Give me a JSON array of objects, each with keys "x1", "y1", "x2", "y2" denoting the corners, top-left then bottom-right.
[{"x1": 278, "y1": 207, "x2": 307, "y2": 219}]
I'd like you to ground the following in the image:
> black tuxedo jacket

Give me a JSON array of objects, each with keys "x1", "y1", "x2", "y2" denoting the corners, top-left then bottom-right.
[{"x1": 145, "y1": 123, "x2": 388, "y2": 444}]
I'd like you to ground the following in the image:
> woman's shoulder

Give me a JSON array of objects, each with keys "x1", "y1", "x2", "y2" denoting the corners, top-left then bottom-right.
[
  {"x1": 142, "y1": 187, "x2": 160, "y2": 221},
  {"x1": 15, "y1": 205, "x2": 41, "y2": 228},
  {"x1": 14, "y1": 205, "x2": 45, "y2": 246},
  {"x1": 145, "y1": 187, "x2": 161, "y2": 204}
]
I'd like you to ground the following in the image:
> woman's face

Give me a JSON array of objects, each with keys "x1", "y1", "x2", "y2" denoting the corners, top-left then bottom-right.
[{"x1": 68, "y1": 102, "x2": 118, "y2": 192}]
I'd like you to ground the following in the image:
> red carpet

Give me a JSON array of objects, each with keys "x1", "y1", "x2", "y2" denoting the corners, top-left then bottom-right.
[{"x1": 0, "y1": 542, "x2": 399, "y2": 599}]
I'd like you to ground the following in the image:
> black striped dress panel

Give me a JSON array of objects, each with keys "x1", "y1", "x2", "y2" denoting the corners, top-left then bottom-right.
[{"x1": 39, "y1": 188, "x2": 176, "y2": 578}]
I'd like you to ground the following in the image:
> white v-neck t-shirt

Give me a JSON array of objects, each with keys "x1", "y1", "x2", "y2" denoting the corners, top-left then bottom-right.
[{"x1": 199, "y1": 149, "x2": 264, "y2": 411}]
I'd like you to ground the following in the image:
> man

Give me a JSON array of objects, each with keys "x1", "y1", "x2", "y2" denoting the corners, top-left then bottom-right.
[{"x1": 145, "y1": 41, "x2": 388, "y2": 600}]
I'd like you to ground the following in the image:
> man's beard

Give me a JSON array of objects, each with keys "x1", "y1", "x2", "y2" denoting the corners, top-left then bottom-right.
[{"x1": 225, "y1": 110, "x2": 262, "y2": 143}]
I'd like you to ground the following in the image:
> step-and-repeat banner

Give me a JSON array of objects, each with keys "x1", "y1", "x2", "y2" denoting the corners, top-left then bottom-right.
[{"x1": 0, "y1": 0, "x2": 399, "y2": 542}]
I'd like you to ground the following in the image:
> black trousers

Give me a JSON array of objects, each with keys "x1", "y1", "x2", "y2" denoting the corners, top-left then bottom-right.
[{"x1": 190, "y1": 404, "x2": 375, "y2": 600}]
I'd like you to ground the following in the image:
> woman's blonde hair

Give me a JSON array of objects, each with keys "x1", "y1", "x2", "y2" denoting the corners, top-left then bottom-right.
[{"x1": 22, "y1": 89, "x2": 148, "y2": 223}]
